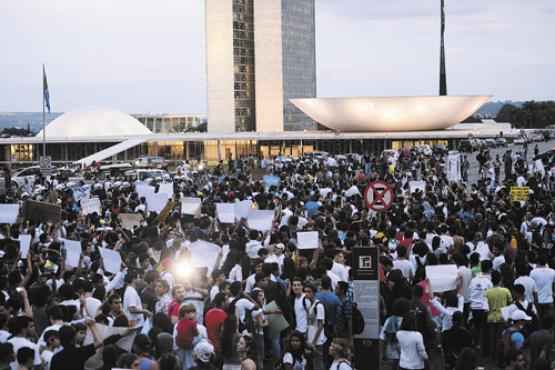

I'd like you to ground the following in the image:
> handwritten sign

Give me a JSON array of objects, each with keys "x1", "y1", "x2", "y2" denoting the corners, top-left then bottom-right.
[
  {"x1": 511, "y1": 187, "x2": 529, "y2": 202},
  {"x1": 216, "y1": 203, "x2": 235, "y2": 223},
  {"x1": 247, "y1": 210, "x2": 274, "y2": 231},
  {"x1": 81, "y1": 197, "x2": 101, "y2": 215},
  {"x1": 426, "y1": 265, "x2": 458, "y2": 293},
  {"x1": 296, "y1": 231, "x2": 319, "y2": 250},
  {"x1": 62, "y1": 239, "x2": 82, "y2": 269}
]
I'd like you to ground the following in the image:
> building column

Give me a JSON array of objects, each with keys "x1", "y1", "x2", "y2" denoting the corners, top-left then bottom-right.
[{"x1": 217, "y1": 140, "x2": 222, "y2": 162}]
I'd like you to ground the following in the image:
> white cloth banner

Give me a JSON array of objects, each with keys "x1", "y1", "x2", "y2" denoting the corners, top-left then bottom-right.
[
  {"x1": 146, "y1": 193, "x2": 169, "y2": 214},
  {"x1": 234, "y1": 200, "x2": 253, "y2": 221},
  {"x1": 296, "y1": 231, "x2": 319, "y2": 250},
  {"x1": 19, "y1": 234, "x2": 32, "y2": 258},
  {"x1": 216, "y1": 203, "x2": 235, "y2": 223},
  {"x1": 81, "y1": 197, "x2": 102, "y2": 215},
  {"x1": 0, "y1": 204, "x2": 19, "y2": 224},
  {"x1": 247, "y1": 209, "x2": 274, "y2": 231},
  {"x1": 447, "y1": 152, "x2": 462, "y2": 182},
  {"x1": 409, "y1": 180, "x2": 426, "y2": 194},
  {"x1": 426, "y1": 265, "x2": 458, "y2": 293},
  {"x1": 158, "y1": 182, "x2": 174, "y2": 198},
  {"x1": 136, "y1": 183, "x2": 155, "y2": 199},
  {"x1": 181, "y1": 197, "x2": 202, "y2": 216},
  {"x1": 99, "y1": 247, "x2": 122, "y2": 275},
  {"x1": 62, "y1": 239, "x2": 82, "y2": 269},
  {"x1": 188, "y1": 240, "x2": 222, "y2": 274}
]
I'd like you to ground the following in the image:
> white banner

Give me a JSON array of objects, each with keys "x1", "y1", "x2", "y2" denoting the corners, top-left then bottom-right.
[
  {"x1": 247, "y1": 209, "x2": 274, "y2": 231},
  {"x1": 216, "y1": 203, "x2": 235, "y2": 223},
  {"x1": 136, "y1": 183, "x2": 155, "y2": 199},
  {"x1": 158, "y1": 182, "x2": 174, "y2": 198},
  {"x1": 0, "y1": 204, "x2": 19, "y2": 224},
  {"x1": 62, "y1": 239, "x2": 82, "y2": 269},
  {"x1": 234, "y1": 200, "x2": 253, "y2": 221},
  {"x1": 409, "y1": 180, "x2": 426, "y2": 194},
  {"x1": 296, "y1": 231, "x2": 319, "y2": 250},
  {"x1": 447, "y1": 152, "x2": 462, "y2": 182},
  {"x1": 81, "y1": 197, "x2": 102, "y2": 215},
  {"x1": 188, "y1": 240, "x2": 222, "y2": 274},
  {"x1": 146, "y1": 193, "x2": 169, "y2": 214},
  {"x1": 99, "y1": 247, "x2": 122, "y2": 275},
  {"x1": 19, "y1": 234, "x2": 32, "y2": 258},
  {"x1": 426, "y1": 264, "x2": 458, "y2": 293}
]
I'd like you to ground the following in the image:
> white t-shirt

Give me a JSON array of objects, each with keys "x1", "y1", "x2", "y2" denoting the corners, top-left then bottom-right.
[
  {"x1": 246, "y1": 240, "x2": 263, "y2": 259},
  {"x1": 475, "y1": 241, "x2": 492, "y2": 261},
  {"x1": 234, "y1": 297, "x2": 256, "y2": 324},
  {"x1": 530, "y1": 267, "x2": 555, "y2": 304},
  {"x1": 396, "y1": 330, "x2": 428, "y2": 370},
  {"x1": 294, "y1": 295, "x2": 308, "y2": 334},
  {"x1": 469, "y1": 274, "x2": 493, "y2": 310},
  {"x1": 329, "y1": 359, "x2": 353, "y2": 370},
  {"x1": 306, "y1": 300, "x2": 327, "y2": 346},
  {"x1": 8, "y1": 336, "x2": 41, "y2": 367},
  {"x1": 393, "y1": 259, "x2": 414, "y2": 281},
  {"x1": 514, "y1": 275, "x2": 537, "y2": 303},
  {"x1": 492, "y1": 255, "x2": 506, "y2": 272},
  {"x1": 331, "y1": 262, "x2": 350, "y2": 282},
  {"x1": 282, "y1": 352, "x2": 307, "y2": 370},
  {"x1": 123, "y1": 285, "x2": 144, "y2": 327},
  {"x1": 244, "y1": 273, "x2": 256, "y2": 294},
  {"x1": 229, "y1": 264, "x2": 243, "y2": 282}
]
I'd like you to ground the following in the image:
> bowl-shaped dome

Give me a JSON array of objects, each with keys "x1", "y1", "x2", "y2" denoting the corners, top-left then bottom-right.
[
  {"x1": 291, "y1": 95, "x2": 491, "y2": 132},
  {"x1": 36, "y1": 109, "x2": 152, "y2": 138}
]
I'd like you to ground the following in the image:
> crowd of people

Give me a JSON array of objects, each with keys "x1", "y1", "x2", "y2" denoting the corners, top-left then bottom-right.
[{"x1": 0, "y1": 141, "x2": 553, "y2": 370}]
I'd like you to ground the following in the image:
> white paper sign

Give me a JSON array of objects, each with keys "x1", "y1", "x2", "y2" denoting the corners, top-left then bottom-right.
[
  {"x1": 216, "y1": 203, "x2": 235, "y2": 223},
  {"x1": 119, "y1": 213, "x2": 144, "y2": 230},
  {"x1": 188, "y1": 240, "x2": 222, "y2": 274},
  {"x1": 158, "y1": 182, "x2": 174, "y2": 198},
  {"x1": 345, "y1": 185, "x2": 360, "y2": 198},
  {"x1": 0, "y1": 204, "x2": 19, "y2": 224},
  {"x1": 62, "y1": 239, "x2": 82, "y2": 269},
  {"x1": 81, "y1": 197, "x2": 101, "y2": 215},
  {"x1": 409, "y1": 180, "x2": 426, "y2": 194},
  {"x1": 180, "y1": 197, "x2": 202, "y2": 216},
  {"x1": 136, "y1": 183, "x2": 155, "y2": 199},
  {"x1": 446, "y1": 153, "x2": 462, "y2": 182},
  {"x1": 19, "y1": 234, "x2": 32, "y2": 258},
  {"x1": 146, "y1": 192, "x2": 169, "y2": 214},
  {"x1": 247, "y1": 209, "x2": 274, "y2": 231},
  {"x1": 296, "y1": 231, "x2": 319, "y2": 250},
  {"x1": 99, "y1": 247, "x2": 122, "y2": 274},
  {"x1": 234, "y1": 200, "x2": 253, "y2": 221},
  {"x1": 83, "y1": 323, "x2": 137, "y2": 352},
  {"x1": 426, "y1": 264, "x2": 458, "y2": 293}
]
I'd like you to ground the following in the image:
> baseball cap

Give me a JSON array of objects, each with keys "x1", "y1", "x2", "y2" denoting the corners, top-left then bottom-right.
[
  {"x1": 193, "y1": 340, "x2": 215, "y2": 363},
  {"x1": 510, "y1": 310, "x2": 531, "y2": 322}
]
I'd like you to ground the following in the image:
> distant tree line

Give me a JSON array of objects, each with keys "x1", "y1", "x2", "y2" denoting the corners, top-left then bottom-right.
[
  {"x1": 496, "y1": 101, "x2": 555, "y2": 129},
  {"x1": 0, "y1": 127, "x2": 34, "y2": 137}
]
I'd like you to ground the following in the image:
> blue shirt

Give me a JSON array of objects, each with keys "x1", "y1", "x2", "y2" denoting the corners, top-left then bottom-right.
[{"x1": 316, "y1": 291, "x2": 341, "y2": 325}]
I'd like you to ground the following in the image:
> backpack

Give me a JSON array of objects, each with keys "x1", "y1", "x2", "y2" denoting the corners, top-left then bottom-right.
[
  {"x1": 175, "y1": 319, "x2": 198, "y2": 350},
  {"x1": 230, "y1": 296, "x2": 255, "y2": 334},
  {"x1": 303, "y1": 298, "x2": 332, "y2": 338},
  {"x1": 352, "y1": 303, "x2": 365, "y2": 335}
]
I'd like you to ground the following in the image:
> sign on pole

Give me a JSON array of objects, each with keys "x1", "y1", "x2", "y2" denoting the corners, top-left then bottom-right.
[
  {"x1": 364, "y1": 181, "x2": 394, "y2": 211},
  {"x1": 39, "y1": 156, "x2": 52, "y2": 176},
  {"x1": 352, "y1": 246, "x2": 380, "y2": 370}
]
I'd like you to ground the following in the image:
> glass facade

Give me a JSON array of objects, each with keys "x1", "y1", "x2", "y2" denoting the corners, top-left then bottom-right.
[
  {"x1": 134, "y1": 115, "x2": 204, "y2": 133},
  {"x1": 233, "y1": 0, "x2": 256, "y2": 132},
  {"x1": 281, "y1": 0, "x2": 316, "y2": 131}
]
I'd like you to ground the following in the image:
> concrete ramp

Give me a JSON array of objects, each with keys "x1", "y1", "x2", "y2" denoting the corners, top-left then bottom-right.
[{"x1": 75, "y1": 139, "x2": 146, "y2": 167}]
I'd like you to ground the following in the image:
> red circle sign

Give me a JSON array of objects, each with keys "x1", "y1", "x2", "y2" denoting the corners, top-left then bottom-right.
[{"x1": 365, "y1": 181, "x2": 395, "y2": 211}]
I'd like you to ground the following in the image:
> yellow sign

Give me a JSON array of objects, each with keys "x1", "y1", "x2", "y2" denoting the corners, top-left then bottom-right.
[{"x1": 511, "y1": 187, "x2": 529, "y2": 202}]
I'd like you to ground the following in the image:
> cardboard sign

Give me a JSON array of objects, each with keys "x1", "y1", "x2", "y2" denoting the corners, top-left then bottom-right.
[
  {"x1": 62, "y1": 239, "x2": 82, "y2": 269},
  {"x1": 426, "y1": 264, "x2": 458, "y2": 293},
  {"x1": 511, "y1": 187, "x2": 529, "y2": 202},
  {"x1": 23, "y1": 200, "x2": 61, "y2": 224},
  {"x1": 99, "y1": 247, "x2": 122, "y2": 274},
  {"x1": 247, "y1": 209, "x2": 274, "y2": 231},
  {"x1": 216, "y1": 203, "x2": 235, "y2": 223},
  {"x1": 0, "y1": 204, "x2": 19, "y2": 224},
  {"x1": 119, "y1": 213, "x2": 144, "y2": 230},
  {"x1": 181, "y1": 197, "x2": 202, "y2": 216},
  {"x1": 296, "y1": 231, "x2": 319, "y2": 250},
  {"x1": 81, "y1": 197, "x2": 102, "y2": 215}
]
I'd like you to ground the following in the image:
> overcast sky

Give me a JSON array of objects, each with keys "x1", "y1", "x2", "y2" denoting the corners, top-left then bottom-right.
[{"x1": 1, "y1": 0, "x2": 553, "y2": 113}]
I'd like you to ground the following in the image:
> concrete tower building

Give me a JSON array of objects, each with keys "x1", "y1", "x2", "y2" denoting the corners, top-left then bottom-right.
[{"x1": 206, "y1": 0, "x2": 316, "y2": 133}]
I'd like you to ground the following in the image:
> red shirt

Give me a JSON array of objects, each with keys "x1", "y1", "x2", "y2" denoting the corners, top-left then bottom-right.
[
  {"x1": 168, "y1": 300, "x2": 181, "y2": 318},
  {"x1": 205, "y1": 307, "x2": 228, "y2": 353}
]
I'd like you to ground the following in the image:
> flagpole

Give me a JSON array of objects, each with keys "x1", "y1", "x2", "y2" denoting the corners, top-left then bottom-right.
[{"x1": 42, "y1": 64, "x2": 46, "y2": 158}]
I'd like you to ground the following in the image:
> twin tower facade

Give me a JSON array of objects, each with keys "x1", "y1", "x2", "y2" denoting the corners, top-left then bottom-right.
[{"x1": 206, "y1": 0, "x2": 316, "y2": 133}]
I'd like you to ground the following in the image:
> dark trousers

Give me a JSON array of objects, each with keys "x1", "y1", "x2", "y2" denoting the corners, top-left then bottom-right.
[
  {"x1": 471, "y1": 309, "x2": 488, "y2": 356},
  {"x1": 488, "y1": 322, "x2": 505, "y2": 365},
  {"x1": 537, "y1": 303, "x2": 553, "y2": 319}
]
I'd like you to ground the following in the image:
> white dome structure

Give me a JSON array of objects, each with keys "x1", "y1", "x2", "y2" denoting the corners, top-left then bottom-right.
[
  {"x1": 291, "y1": 95, "x2": 491, "y2": 132},
  {"x1": 36, "y1": 109, "x2": 152, "y2": 138}
]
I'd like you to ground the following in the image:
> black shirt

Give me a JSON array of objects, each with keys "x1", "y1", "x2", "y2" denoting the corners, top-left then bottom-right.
[{"x1": 50, "y1": 344, "x2": 96, "y2": 370}]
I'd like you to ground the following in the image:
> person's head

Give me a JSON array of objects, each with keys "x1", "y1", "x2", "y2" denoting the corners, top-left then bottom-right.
[
  {"x1": 291, "y1": 277, "x2": 304, "y2": 296},
  {"x1": 44, "y1": 330, "x2": 60, "y2": 350},
  {"x1": 8, "y1": 316, "x2": 35, "y2": 338},
  {"x1": 172, "y1": 284, "x2": 186, "y2": 303},
  {"x1": 507, "y1": 350, "x2": 527, "y2": 370},
  {"x1": 513, "y1": 284, "x2": 525, "y2": 301},
  {"x1": 212, "y1": 292, "x2": 226, "y2": 308},
  {"x1": 47, "y1": 305, "x2": 64, "y2": 324},
  {"x1": 480, "y1": 259, "x2": 492, "y2": 274},
  {"x1": 58, "y1": 325, "x2": 76, "y2": 348},
  {"x1": 444, "y1": 291, "x2": 459, "y2": 308},
  {"x1": 400, "y1": 315, "x2": 417, "y2": 331},
  {"x1": 159, "y1": 353, "x2": 180, "y2": 370},
  {"x1": 193, "y1": 340, "x2": 215, "y2": 365},
  {"x1": 320, "y1": 276, "x2": 332, "y2": 291},
  {"x1": 133, "y1": 334, "x2": 152, "y2": 356},
  {"x1": 155, "y1": 279, "x2": 170, "y2": 298},
  {"x1": 0, "y1": 342, "x2": 14, "y2": 365},
  {"x1": 72, "y1": 323, "x2": 86, "y2": 345},
  {"x1": 286, "y1": 331, "x2": 305, "y2": 354},
  {"x1": 451, "y1": 311, "x2": 464, "y2": 328},
  {"x1": 303, "y1": 283, "x2": 317, "y2": 301},
  {"x1": 211, "y1": 269, "x2": 226, "y2": 285},
  {"x1": 16, "y1": 347, "x2": 34, "y2": 369},
  {"x1": 334, "y1": 251, "x2": 345, "y2": 264},
  {"x1": 336, "y1": 281, "x2": 349, "y2": 297},
  {"x1": 229, "y1": 281, "x2": 242, "y2": 298},
  {"x1": 329, "y1": 338, "x2": 351, "y2": 360},
  {"x1": 179, "y1": 303, "x2": 196, "y2": 320},
  {"x1": 252, "y1": 288, "x2": 265, "y2": 305},
  {"x1": 491, "y1": 270, "x2": 501, "y2": 286},
  {"x1": 116, "y1": 353, "x2": 140, "y2": 370},
  {"x1": 237, "y1": 334, "x2": 254, "y2": 354},
  {"x1": 108, "y1": 294, "x2": 123, "y2": 315}
]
